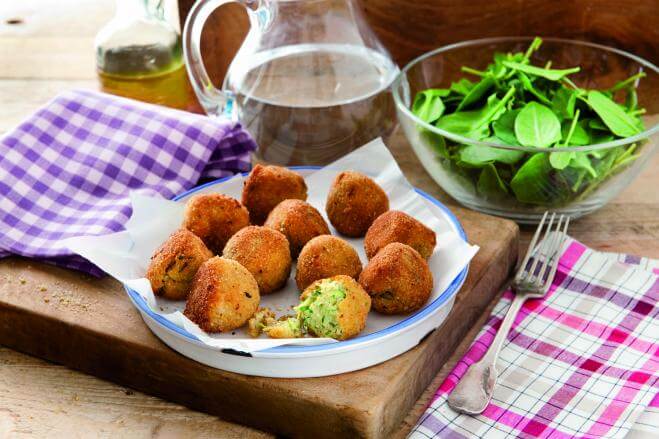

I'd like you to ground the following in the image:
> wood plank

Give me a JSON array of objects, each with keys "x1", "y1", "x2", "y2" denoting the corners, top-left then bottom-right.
[{"x1": 0, "y1": 207, "x2": 518, "y2": 438}]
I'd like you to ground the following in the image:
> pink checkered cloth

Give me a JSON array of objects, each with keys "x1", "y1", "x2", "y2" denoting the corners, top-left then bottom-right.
[{"x1": 411, "y1": 237, "x2": 658, "y2": 439}]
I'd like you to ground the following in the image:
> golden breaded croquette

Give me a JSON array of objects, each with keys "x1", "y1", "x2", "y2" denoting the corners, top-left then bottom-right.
[
  {"x1": 242, "y1": 164, "x2": 308, "y2": 225},
  {"x1": 182, "y1": 193, "x2": 250, "y2": 254},
  {"x1": 364, "y1": 210, "x2": 436, "y2": 259},
  {"x1": 223, "y1": 226, "x2": 292, "y2": 294},
  {"x1": 325, "y1": 171, "x2": 389, "y2": 237},
  {"x1": 358, "y1": 243, "x2": 433, "y2": 314},
  {"x1": 264, "y1": 199, "x2": 330, "y2": 258},
  {"x1": 295, "y1": 235, "x2": 362, "y2": 290},
  {"x1": 145, "y1": 229, "x2": 213, "y2": 300},
  {"x1": 297, "y1": 275, "x2": 371, "y2": 340},
  {"x1": 184, "y1": 256, "x2": 260, "y2": 332}
]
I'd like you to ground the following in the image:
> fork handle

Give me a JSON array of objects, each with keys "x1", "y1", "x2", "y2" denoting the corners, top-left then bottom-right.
[
  {"x1": 448, "y1": 293, "x2": 527, "y2": 415},
  {"x1": 481, "y1": 293, "x2": 526, "y2": 366}
]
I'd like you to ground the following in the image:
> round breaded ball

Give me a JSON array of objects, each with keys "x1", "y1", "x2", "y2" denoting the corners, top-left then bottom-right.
[
  {"x1": 325, "y1": 171, "x2": 389, "y2": 237},
  {"x1": 242, "y1": 164, "x2": 308, "y2": 225},
  {"x1": 295, "y1": 235, "x2": 362, "y2": 290},
  {"x1": 146, "y1": 229, "x2": 213, "y2": 300},
  {"x1": 358, "y1": 243, "x2": 433, "y2": 314},
  {"x1": 223, "y1": 226, "x2": 292, "y2": 294},
  {"x1": 299, "y1": 275, "x2": 371, "y2": 340},
  {"x1": 264, "y1": 199, "x2": 330, "y2": 257},
  {"x1": 182, "y1": 193, "x2": 250, "y2": 254},
  {"x1": 184, "y1": 257, "x2": 260, "y2": 333},
  {"x1": 364, "y1": 210, "x2": 437, "y2": 259}
]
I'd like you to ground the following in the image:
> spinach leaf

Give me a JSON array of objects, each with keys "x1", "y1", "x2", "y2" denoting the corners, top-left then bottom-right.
[
  {"x1": 456, "y1": 77, "x2": 495, "y2": 111},
  {"x1": 458, "y1": 142, "x2": 525, "y2": 166},
  {"x1": 450, "y1": 78, "x2": 475, "y2": 95},
  {"x1": 514, "y1": 102, "x2": 562, "y2": 147},
  {"x1": 478, "y1": 164, "x2": 509, "y2": 199},
  {"x1": 492, "y1": 109, "x2": 520, "y2": 144},
  {"x1": 517, "y1": 71, "x2": 551, "y2": 105},
  {"x1": 551, "y1": 87, "x2": 576, "y2": 119},
  {"x1": 502, "y1": 61, "x2": 580, "y2": 81},
  {"x1": 510, "y1": 153, "x2": 560, "y2": 204},
  {"x1": 561, "y1": 120, "x2": 590, "y2": 145},
  {"x1": 437, "y1": 88, "x2": 515, "y2": 138},
  {"x1": 586, "y1": 91, "x2": 643, "y2": 137},
  {"x1": 412, "y1": 89, "x2": 447, "y2": 123}
]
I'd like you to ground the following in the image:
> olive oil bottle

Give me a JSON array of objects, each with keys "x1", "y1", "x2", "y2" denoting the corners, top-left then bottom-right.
[{"x1": 95, "y1": 0, "x2": 197, "y2": 111}]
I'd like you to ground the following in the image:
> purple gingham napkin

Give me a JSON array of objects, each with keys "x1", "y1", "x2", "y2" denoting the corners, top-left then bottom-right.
[
  {"x1": 0, "y1": 89, "x2": 256, "y2": 276},
  {"x1": 412, "y1": 237, "x2": 658, "y2": 439}
]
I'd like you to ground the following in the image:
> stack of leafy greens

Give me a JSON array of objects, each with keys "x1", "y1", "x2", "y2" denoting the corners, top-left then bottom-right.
[{"x1": 412, "y1": 37, "x2": 647, "y2": 205}]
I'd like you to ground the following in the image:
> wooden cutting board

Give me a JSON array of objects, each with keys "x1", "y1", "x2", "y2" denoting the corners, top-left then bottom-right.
[{"x1": 0, "y1": 206, "x2": 517, "y2": 439}]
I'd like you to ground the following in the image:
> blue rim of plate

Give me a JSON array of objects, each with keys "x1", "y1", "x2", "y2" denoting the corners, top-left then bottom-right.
[{"x1": 123, "y1": 166, "x2": 469, "y2": 354}]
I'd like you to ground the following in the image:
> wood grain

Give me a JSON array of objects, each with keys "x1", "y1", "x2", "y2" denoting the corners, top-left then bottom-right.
[{"x1": 0, "y1": 208, "x2": 518, "y2": 438}]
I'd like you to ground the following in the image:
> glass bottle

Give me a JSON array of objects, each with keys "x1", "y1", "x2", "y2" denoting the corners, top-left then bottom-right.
[{"x1": 95, "y1": 0, "x2": 197, "y2": 111}]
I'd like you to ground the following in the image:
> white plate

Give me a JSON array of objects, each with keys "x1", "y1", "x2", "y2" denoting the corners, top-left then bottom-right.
[{"x1": 123, "y1": 167, "x2": 469, "y2": 377}]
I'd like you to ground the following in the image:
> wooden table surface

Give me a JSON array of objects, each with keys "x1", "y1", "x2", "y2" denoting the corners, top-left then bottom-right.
[{"x1": 1, "y1": 1, "x2": 658, "y2": 438}]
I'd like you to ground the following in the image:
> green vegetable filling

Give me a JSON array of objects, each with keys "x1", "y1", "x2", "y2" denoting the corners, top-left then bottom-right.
[
  {"x1": 295, "y1": 279, "x2": 347, "y2": 339},
  {"x1": 412, "y1": 36, "x2": 647, "y2": 206}
]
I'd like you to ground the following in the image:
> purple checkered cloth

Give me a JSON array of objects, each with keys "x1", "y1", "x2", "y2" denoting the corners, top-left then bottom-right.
[
  {"x1": 411, "y1": 237, "x2": 659, "y2": 439},
  {"x1": 0, "y1": 89, "x2": 256, "y2": 276}
]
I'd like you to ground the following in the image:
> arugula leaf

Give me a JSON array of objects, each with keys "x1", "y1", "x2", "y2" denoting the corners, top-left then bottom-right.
[
  {"x1": 514, "y1": 102, "x2": 562, "y2": 147},
  {"x1": 412, "y1": 89, "x2": 447, "y2": 123},
  {"x1": 586, "y1": 91, "x2": 643, "y2": 137},
  {"x1": 502, "y1": 61, "x2": 580, "y2": 81}
]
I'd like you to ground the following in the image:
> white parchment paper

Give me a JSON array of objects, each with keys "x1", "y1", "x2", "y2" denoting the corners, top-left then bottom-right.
[{"x1": 65, "y1": 138, "x2": 479, "y2": 353}]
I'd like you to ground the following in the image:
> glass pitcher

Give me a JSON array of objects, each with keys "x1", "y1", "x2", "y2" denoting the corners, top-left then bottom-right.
[{"x1": 183, "y1": 0, "x2": 399, "y2": 165}]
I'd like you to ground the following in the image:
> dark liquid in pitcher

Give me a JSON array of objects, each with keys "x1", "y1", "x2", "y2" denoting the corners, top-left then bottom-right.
[{"x1": 233, "y1": 44, "x2": 398, "y2": 165}]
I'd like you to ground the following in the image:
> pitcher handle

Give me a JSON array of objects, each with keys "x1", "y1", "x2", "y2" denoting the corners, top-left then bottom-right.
[{"x1": 182, "y1": 0, "x2": 271, "y2": 117}]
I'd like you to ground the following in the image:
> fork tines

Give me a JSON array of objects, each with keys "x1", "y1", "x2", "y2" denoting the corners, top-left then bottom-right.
[{"x1": 515, "y1": 212, "x2": 570, "y2": 294}]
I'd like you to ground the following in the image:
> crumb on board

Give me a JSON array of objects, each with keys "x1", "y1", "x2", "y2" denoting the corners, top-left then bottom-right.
[
  {"x1": 39, "y1": 286, "x2": 47, "y2": 292},
  {"x1": 19, "y1": 278, "x2": 26, "y2": 284}
]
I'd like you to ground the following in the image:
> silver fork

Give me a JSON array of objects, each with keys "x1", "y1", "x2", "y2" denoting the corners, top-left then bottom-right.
[{"x1": 447, "y1": 212, "x2": 570, "y2": 415}]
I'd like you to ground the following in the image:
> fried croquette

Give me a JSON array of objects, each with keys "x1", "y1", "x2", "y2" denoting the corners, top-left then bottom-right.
[
  {"x1": 358, "y1": 243, "x2": 433, "y2": 314},
  {"x1": 183, "y1": 193, "x2": 250, "y2": 254},
  {"x1": 184, "y1": 257, "x2": 260, "y2": 332},
  {"x1": 247, "y1": 307, "x2": 302, "y2": 339},
  {"x1": 295, "y1": 235, "x2": 362, "y2": 291},
  {"x1": 325, "y1": 171, "x2": 389, "y2": 237},
  {"x1": 364, "y1": 210, "x2": 436, "y2": 259},
  {"x1": 264, "y1": 199, "x2": 330, "y2": 257},
  {"x1": 223, "y1": 226, "x2": 292, "y2": 294},
  {"x1": 297, "y1": 275, "x2": 371, "y2": 340},
  {"x1": 242, "y1": 164, "x2": 308, "y2": 225},
  {"x1": 145, "y1": 229, "x2": 213, "y2": 300}
]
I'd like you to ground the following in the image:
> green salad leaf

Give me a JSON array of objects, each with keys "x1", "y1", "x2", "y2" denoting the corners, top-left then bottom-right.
[
  {"x1": 411, "y1": 37, "x2": 647, "y2": 207},
  {"x1": 514, "y1": 102, "x2": 562, "y2": 148}
]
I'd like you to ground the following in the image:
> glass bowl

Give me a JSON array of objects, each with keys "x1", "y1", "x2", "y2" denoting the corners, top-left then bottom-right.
[{"x1": 393, "y1": 37, "x2": 659, "y2": 223}]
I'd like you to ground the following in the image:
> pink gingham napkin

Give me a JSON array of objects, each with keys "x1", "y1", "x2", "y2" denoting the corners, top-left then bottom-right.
[{"x1": 411, "y1": 237, "x2": 658, "y2": 438}]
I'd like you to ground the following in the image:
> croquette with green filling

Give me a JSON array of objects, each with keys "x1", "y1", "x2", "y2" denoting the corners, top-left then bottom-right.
[
  {"x1": 295, "y1": 235, "x2": 362, "y2": 290},
  {"x1": 146, "y1": 229, "x2": 213, "y2": 300},
  {"x1": 296, "y1": 275, "x2": 371, "y2": 340},
  {"x1": 325, "y1": 171, "x2": 389, "y2": 237},
  {"x1": 264, "y1": 199, "x2": 330, "y2": 258},
  {"x1": 359, "y1": 243, "x2": 433, "y2": 314},
  {"x1": 242, "y1": 164, "x2": 308, "y2": 225},
  {"x1": 184, "y1": 257, "x2": 260, "y2": 333},
  {"x1": 364, "y1": 210, "x2": 436, "y2": 259},
  {"x1": 183, "y1": 193, "x2": 250, "y2": 254},
  {"x1": 223, "y1": 226, "x2": 292, "y2": 294}
]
